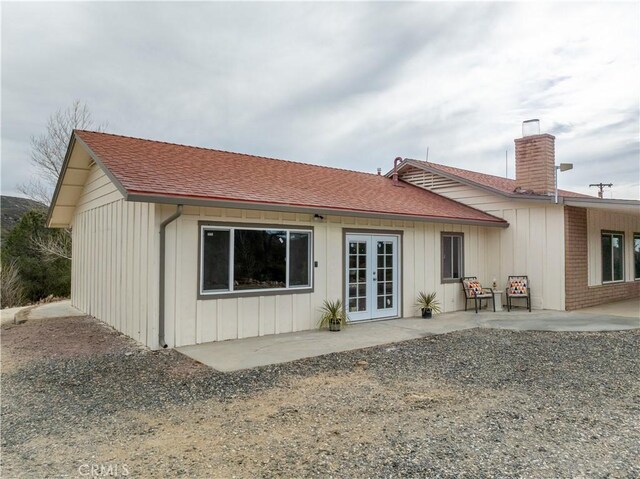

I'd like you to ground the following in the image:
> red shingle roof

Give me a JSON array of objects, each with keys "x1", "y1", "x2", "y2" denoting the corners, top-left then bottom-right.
[
  {"x1": 73, "y1": 131, "x2": 507, "y2": 226},
  {"x1": 407, "y1": 160, "x2": 591, "y2": 198}
]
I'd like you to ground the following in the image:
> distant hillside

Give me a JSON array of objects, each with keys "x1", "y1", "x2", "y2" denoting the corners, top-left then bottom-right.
[{"x1": 1, "y1": 196, "x2": 46, "y2": 241}]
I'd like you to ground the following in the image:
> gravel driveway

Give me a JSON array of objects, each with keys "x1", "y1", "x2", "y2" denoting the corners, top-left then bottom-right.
[{"x1": 2, "y1": 314, "x2": 639, "y2": 478}]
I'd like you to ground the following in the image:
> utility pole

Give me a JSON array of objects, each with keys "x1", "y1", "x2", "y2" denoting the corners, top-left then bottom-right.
[{"x1": 589, "y1": 183, "x2": 613, "y2": 199}]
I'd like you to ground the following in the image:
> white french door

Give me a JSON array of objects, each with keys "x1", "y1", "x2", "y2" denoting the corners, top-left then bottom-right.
[{"x1": 345, "y1": 234, "x2": 399, "y2": 322}]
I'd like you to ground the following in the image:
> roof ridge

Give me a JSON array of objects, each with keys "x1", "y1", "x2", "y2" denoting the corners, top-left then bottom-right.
[{"x1": 74, "y1": 129, "x2": 384, "y2": 178}]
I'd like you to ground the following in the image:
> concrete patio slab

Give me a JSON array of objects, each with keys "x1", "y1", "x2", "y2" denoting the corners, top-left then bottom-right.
[
  {"x1": 177, "y1": 305, "x2": 639, "y2": 372},
  {"x1": 28, "y1": 300, "x2": 84, "y2": 320},
  {"x1": 480, "y1": 310, "x2": 639, "y2": 332},
  {"x1": 177, "y1": 315, "x2": 481, "y2": 372},
  {"x1": 576, "y1": 297, "x2": 640, "y2": 318}
]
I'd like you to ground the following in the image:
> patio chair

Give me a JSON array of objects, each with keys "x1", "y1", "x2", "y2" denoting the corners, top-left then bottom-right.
[
  {"x1": 461, "y1": 277, "x2": 495, "y2": 313},
  {"x1": 506, "y1": 275, "x2": 531, "y2": 312}
]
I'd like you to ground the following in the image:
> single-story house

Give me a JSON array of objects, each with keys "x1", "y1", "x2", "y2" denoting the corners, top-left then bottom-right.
[{"x1": 48, "y1": 122, "x2": 640, "y2": 349}]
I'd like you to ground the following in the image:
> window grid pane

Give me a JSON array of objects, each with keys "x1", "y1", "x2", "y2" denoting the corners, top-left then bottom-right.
[
  {"x1": 348, "y1": 241, "x2": 367, "y2": 312},
  {"x1": 376, "y1": 241, "x2": 394, "y2": 311}
]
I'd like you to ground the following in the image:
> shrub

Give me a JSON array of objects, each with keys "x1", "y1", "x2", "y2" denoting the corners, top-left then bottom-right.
[
  {"x1": 2, "y1": 209, "x2": 70, "y2": 303},
  {"x1": 0, "y1": 259, "x2": 25, "y2": 308}
]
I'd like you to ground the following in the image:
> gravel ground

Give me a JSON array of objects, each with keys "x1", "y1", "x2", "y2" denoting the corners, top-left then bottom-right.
[{"x1": 2, "y1": 315, "x2": 639, "y2": 478}]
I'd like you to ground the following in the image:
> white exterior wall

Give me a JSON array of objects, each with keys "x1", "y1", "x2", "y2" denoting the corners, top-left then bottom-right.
[
  {"x1": 71, "y1": 164, "x2": 159, "y2": 348},
  {"x1": 586, "y1": 209, "x2": 640, "y2": 286},
  {"x1": 400, "y1": 170, "x2": 566, "y2": 310},
  {"x1": 162, "y1": 204, "x2": 497, "y2": 347}
]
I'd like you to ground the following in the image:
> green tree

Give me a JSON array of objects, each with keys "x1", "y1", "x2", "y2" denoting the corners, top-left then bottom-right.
[{"x1": 2, "y1": 209, "x2": 71, "y2": 302}]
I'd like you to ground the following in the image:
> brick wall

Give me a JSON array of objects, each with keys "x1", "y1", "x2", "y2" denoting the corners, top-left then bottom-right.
[
  {"x1": 514, "y1": 133, "x2": 556, "y2": 195},
  {"x1": 564, "y1": 206, "x2": 640, "y2": 310}
]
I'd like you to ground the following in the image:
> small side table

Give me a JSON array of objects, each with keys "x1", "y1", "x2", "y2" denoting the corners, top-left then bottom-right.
[{"x1": 493, "y1": 291, "x2": 503, "y2": 312}]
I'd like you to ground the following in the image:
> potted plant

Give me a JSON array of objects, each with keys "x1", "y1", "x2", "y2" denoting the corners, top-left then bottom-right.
[
  {"x1": 318, "y1": 299, "x2": 347, "y2": 331},
  {"x1": 416, "y1": 291, "x2": 441, "y2": 319}
]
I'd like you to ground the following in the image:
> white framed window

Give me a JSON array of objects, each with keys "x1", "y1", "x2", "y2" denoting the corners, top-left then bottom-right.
[
  {"x1": 200, "y1": 224, "x2": 313, "y2": 296},
  {"x1": 601, "y1": 231, "x2": 624, "y2": 283},
  {"x1": 441, "y1": 232, "x2": 464, "y2": 283}
]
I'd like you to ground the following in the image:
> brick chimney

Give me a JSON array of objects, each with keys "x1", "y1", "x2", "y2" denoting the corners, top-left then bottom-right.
[{"x1": 514, "y1": 120, "x2": 556, "y2": 195}]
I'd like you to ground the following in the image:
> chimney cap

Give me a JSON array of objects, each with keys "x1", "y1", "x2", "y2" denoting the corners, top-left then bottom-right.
[{"x1": 522, "y1": 119, "x2": 540, "y2": 137}]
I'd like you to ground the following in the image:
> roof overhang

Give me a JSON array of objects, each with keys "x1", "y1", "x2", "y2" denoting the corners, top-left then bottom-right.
[
  {"x1": 48, "y1": 134, "x2": 509, "y2": 229},
  {"x1": 47, "y1": 132, "x2": 128, "y2": 228},
  {"x1": 564, "y1": 197, "x2": 640, "y2": 215},
  {"x1": 128, "y1": 192, "x2": 510, "y2": 228}
]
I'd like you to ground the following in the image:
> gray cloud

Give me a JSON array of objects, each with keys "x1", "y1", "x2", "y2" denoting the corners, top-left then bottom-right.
[{"x1": 2, "y1": 2, "x2": 638, "y2": 200}]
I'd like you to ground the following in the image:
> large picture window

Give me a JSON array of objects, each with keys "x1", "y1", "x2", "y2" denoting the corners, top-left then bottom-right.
[
  {"x1": 441, "y1": 232, "x2": 464, "y2": 283},
  {"x1": 200, "y1": 225, "x2": 312, "y2": 296},
  {"x1": 634, "y1": 233, "x2": 640, "y2": 281},
  {"x1": 602, "y1": 231, "x2": 624, "y2": 283}
]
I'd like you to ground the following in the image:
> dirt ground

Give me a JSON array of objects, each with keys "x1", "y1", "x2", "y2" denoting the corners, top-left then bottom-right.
[{"x1": 2, "y1": 314, "x2": 639, "y2": 478}]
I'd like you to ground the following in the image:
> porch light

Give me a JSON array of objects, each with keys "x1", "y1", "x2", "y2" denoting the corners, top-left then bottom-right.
[
  {"x1": 313, "y1": 214, "x2": 325, "y2": 222},
  {"x1": 555, "y1": 163, "x2": 574, "y2": 203}
]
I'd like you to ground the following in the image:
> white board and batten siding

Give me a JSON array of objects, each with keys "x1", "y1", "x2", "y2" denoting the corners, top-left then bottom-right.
[
  {"x1": 400, "y1": 167, "x2": 566, "y2": 310},
  {"x1": 586, "y1": 209, "x2": 640, "y2": 286},
  {"x1": 161, "y1": 204, "x2": 497, "y2": 348},
  {"x1": 70, "y1": 164, "x2": 160, "y2": 348}
]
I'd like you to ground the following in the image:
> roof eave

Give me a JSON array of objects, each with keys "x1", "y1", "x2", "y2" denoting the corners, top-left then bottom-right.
[
  {"x1": 564, "y1": 197, "x2": 640, "y2": 213},
  {"x1": 47, "y1": 131, "x2": 130, "y2": 228},
  {"x1": 46, "y1": 134, "x2": 77, "y2": 227},
  {"x1": 127, "y1": 192, "x2": 510, "y2": 228}
]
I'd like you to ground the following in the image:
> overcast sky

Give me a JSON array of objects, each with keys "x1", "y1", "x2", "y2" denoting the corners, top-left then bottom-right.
[{"x1": 2, "y1": 2, "x2": 639, "y2": 200}]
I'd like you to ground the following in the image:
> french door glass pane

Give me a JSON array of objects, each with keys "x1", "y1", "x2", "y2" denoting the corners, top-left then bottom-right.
[
  {"x1": 348, "y1": 241, "x2": 367, "y2": 312},
  {"x1": 376, "y1": 241, "x2": 393, "y2": 310}
]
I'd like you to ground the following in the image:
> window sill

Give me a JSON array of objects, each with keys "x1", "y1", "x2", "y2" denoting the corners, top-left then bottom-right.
[
  {"x1": 441, "y1": 278, "x2": 461, "y2": 284},
  {"x1": 198, "y1": 287, "x2": 313, "y2": 300}
]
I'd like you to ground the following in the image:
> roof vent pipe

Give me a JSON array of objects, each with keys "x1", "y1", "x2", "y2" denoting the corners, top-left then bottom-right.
[{"x1": 392, "y1": 157, "x2": 403, "y2": 186}]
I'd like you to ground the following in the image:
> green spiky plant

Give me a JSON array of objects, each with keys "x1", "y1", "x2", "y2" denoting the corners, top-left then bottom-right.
[
  {"x1": 416, "y1": 291, "x2": 441, "y2": 318},
  {"x1": 318, "y1": 299, "x2": 347, "y2": 331}
]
